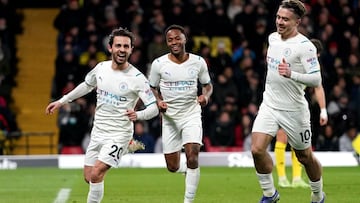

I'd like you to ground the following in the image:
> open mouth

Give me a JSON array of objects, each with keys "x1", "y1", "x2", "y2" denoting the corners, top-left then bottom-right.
[{"x1": 171, "y1": 45, "x2": 180, "y2": 52}]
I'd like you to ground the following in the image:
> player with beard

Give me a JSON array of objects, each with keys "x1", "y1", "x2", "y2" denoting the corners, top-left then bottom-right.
[{"x1": 46, "y1": 27, "x2": 159, "y2": 203}]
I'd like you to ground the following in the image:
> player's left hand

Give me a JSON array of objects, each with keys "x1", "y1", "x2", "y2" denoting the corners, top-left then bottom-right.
[
  {"x1": 319, "y1": 108, "x2": 328, "y2": 126},
  {"x1": 198, "y1": 95, "x2": 209, "y2": 107},
  {"x1": 126, "y1": 109, "x2": 137, "y2": 121},
  {"x1": 278, "y1": 58, "x2": 291, "y2": 78}
]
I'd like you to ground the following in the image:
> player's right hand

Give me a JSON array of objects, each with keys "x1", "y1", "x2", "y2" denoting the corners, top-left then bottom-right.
[
  {"x1": 157, "y1": 100, "x2": 167, "y2": 112},
  {"x1": 45, "y1": 101, "x2": 61, "y2": 115}
]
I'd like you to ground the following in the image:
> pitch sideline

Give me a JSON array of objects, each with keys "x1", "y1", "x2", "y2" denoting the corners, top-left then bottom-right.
[{"x1": 53, "y1": 188, "x2": 71, "y2": 203}]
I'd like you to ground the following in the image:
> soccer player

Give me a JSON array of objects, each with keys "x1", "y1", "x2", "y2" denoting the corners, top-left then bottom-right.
[
  {"x1": 148, "y1": 24, "x2": 213, "y2": 203},
  {"x1": 250, "y1": 1, "x2": 326, "y2": 203},
  {"x1": 275, "y1": 38, "x2": 328, "y2": 188},
  {"x1": 45, "y1": 27, "x2": 159, "y2": 203}
]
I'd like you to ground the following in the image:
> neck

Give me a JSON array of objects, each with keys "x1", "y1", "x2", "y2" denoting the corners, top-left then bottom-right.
[
  {"x1": 113, "y1": 62, "x2": 129, "y2": 70},
  {"x1": 169, "y1": 52, "x2": 188, "y2": 64},
  {"x1": 281, "y1": 29, "x2": 298, "y2": 40}
]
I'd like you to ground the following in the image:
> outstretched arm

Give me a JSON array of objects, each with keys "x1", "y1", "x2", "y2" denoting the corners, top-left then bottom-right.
[{"x1": 45, "y1": 82, "x2": 94, "y2": 114}]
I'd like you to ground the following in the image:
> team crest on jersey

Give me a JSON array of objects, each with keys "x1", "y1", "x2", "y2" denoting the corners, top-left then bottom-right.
[
  {"x1": 119, "y1": 82, "x2": 128, "y2": 91},
  {"x1": 283, "y1": 48, "x2": 291, "y2": 57},
  {"x1": 188, "y1": 68, "x2": 197, "y2": 77}
]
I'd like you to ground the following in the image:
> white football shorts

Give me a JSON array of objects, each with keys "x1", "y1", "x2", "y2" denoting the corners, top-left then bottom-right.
[
  {"x1": 161, "y1": 114, "x2": 203, "y2": 154},
  {"x1": 84, "y1": 137, "x2": 131, "y2": 168},
  {"x1": 252, "y1": 103, "x2": 312, "y2": 150}
]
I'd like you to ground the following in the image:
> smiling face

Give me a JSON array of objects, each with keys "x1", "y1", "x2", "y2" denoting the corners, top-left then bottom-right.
[
  {"x1": 165, "y1": 28, "x2": 186, "y2": 56},
  {"x1": 108, "y1": 36, "x2": 133, "y2": 68},
  {"x1": 275, "y1": 7, "x2": 300, "y2": 39}
]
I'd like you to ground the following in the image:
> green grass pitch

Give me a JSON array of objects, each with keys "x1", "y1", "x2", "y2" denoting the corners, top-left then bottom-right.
[{"x1": 0, "y1": 166, "x2": 359, "y2": 203}]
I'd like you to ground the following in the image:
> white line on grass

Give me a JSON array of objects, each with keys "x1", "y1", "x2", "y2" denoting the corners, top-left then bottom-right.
[{"x1": 53, "y1": 188, "x2": 71, "y2": 203}]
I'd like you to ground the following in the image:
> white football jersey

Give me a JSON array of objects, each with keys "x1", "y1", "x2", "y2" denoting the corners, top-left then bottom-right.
[
  {"x1": 263, "y1": 32, "x2": 321, "y2": 111},
  {"x1": 85, "y1": 60, "x2": 156, "y2": 141},
  {"x1": 149, "y1": 53, "x2": 211, "y2": 118}
]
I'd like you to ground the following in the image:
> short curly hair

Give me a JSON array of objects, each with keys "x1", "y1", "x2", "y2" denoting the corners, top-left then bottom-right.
[{"x1": 108, "y1": 27, "x2": 136, "y2": 47}]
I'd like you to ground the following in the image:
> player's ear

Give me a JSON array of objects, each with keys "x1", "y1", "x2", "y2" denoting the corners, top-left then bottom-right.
[{"x1": 107, "y1": 44, "x2": 112, "y2": 53}]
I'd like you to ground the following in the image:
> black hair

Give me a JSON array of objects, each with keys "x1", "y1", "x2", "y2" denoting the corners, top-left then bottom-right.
[
  {"x1": 164, "y1": 24, "x2": 186, "y2": 38},
  {"x1": 108, "y1": 27, "x2": 135, "y2": 47},
  {"x1": 280, "y1": 0, "x2": 306, "y2": 19}
]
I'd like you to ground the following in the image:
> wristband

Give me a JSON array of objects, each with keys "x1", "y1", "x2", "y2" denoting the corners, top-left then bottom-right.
[{"x1": 320, "y1": 108, "x2": 328, "y2": 120}]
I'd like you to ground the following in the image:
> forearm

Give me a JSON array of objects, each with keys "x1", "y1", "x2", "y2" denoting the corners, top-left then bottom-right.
[
  {"x1": 136, "y1": 102, "x2": 159, "y2": 120},
  {"x1": 150, "y1": 87, "x2": 163, "y2": 101},
  {"x1": 59, "y1": 82, "x2": 94, "y2": 104},
  {"x1": 202, "y1": 83, "x2": 213, "y2": 99},
  {"x1": 314, "y1": 85, "x2": 326, "y2": 109},
  {"x1": 290, "y1": 71, "x2": 322, "y2": 87}
]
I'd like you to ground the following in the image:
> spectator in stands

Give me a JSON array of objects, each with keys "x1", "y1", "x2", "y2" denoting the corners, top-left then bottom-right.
[
  {"x1": 187, "y1": 2, "x2": 210, "y2": 36},
  {"x1": 212, "y1": 69, "x2": 239, "y2": 106},
  {"x1": 208, "y1": 110, "x2": 235, "y2": 147},
  {"x1": 0, "y1": 40, "x2": 11, "y2": 86},
  {"x1": 129, "y1": 47, "x2": 147, "y2": 75},
  {"x1": 53, "y1": 44, "x2": 82, "y2": 99},
  {"x1": 316, "y1": 123, "x2": 339, "y2": 151},
  {"x1": 210, "y1": 41, "x2": 233, "y2": 76},
  {"x1": 240, "y1": 113, "x2": 254, "y2": 151},
  {"x1": 48, "y1": 0, "x2": 360, "y2": 157},
  {"x1": 226, "y1": 0, "x2": 244, "y2": 23},
  {"x1": 349, "y1": 74, "x2": 360, "y2": 129},
  {"x1": 133, "y1": 121, "x2": 155, "y2": 153},
  {"x1": 57, "y1": 97, "x2": 88, "y2": 153},
  {"x1": 79, "y1": 43, "x2": 107, "y2": 66},
  {"x1": 165, "y1": 2, "x2": 187, "y2": 26},
  {"x1": 0, "y1": 96, "x2": 20, "y2": 134},
  {"x1": 207, "y1": 3, "x2": 233, "y2": 37},
  {"x1": 339, "y1": 122, "x2": 359, "y2": 152},
  {"x1": 147, "y1": 31, "x2": 168, "y2": 63},
  {"x1": 54, "y1": 0, "x2": 86, "y2": 34}
]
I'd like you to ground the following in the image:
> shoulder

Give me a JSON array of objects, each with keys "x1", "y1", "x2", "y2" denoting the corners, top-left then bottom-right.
[
  {"x1": 189, "y1": 53, "x2": 204, "y2": 61},
  {"x1": 295, "y1": 34, "x2": 313, "y2": 47},
  {"x1": 152, "y1": 54, "x2": 169, "y2": 65},
  {"x1": 129, "y1": 64, "x2": 146, "y2": 78},
  {"x1": 188, "y1": 53, "x2": 207, "y2": 65},
  {"x1": 295, "y1": 35, "x2": 317, "y2": 53},
  {"x1": 94, "y1": 60, "x2": 112, "y2": 69},
  {"x1": 268, "y1": 32, "x2": 279, "y2": 42}
]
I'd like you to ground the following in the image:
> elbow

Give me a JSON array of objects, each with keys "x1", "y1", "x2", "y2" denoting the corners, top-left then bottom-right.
[{"x1": 311, "y1": 77, "x2": 322, "y2": 87}]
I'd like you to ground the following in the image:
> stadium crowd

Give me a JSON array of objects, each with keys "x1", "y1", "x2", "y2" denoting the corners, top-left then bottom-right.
[
  {"x1": 51, "y1": 0, "x2": 360, "y2": 154},
  {"x1": 6, "y1": 0, "x2": 360, "y2": 154},
  {"x1": 0, "y1": 0, "x2": 23, "y2": 154}
]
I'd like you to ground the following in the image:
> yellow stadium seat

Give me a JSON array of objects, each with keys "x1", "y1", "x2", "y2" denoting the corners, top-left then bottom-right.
[
  {"x1": 210, "y1": 36, "x2": 232, "y2": 57},
  {"x1": 192, "y1": 36, "x2": 211, "y2": 53}
]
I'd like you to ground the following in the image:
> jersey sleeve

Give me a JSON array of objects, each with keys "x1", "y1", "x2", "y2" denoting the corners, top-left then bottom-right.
[
  {"x1": 198, "y1": 56, "x2": 211, "y2": 84},
  {"x1": 137, "y1": 74, "x2": 157, "y2": 106},
  {"x1": 300, "y1": 42, "x2": 320, "y2": 74},
  {"x1": 148, "y1": 59, "x2": 161, "y2": 88},
  {"x1": 84, "y1": 63, "x2": 99, "y2": 87}
]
